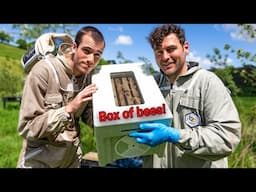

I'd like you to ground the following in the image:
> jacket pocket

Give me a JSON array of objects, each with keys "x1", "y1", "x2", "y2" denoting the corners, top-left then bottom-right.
[
  {"x1": 44, "y1": 93, "x2": 63, "y2": 109},
  {"x1": 26, "y1": 143, "x2": 69, "y2": 167},
  {"x1": 179, "y1": 96, "x2": 200, "y2": 110}
]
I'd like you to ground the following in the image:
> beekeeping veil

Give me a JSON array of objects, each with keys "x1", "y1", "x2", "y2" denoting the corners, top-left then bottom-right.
[{"x1": 21, "y1": 32, "x2": 74, "y2": 73}]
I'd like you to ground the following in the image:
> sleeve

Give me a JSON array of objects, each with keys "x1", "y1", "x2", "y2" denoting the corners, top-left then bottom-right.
[
  {"x1": 177, "y1": 72, "x2": 241, "y2": 161},
  {"x1": 17, "y1": 65, "x2": 72, "y2": 142}
]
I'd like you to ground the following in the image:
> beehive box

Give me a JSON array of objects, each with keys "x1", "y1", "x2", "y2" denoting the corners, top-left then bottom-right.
[{"x1": 92, "y1": 63, "x2": 172, "y2": 166}]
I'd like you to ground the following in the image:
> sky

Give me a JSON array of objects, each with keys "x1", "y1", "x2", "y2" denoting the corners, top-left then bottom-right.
[{"x1": 1, "y1": 24, "x2": 255, "y2": 70}]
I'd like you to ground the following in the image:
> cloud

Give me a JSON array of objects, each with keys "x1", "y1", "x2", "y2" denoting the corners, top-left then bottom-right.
[
  {"x1": 187, "y1": 51, "x2": 233, "y2": 69},
  {"x1": 220, "y1": 24, "x2": 256, "y2": 43},
  {"x1": 187, "y1": 51, "x2": 213, "y2": 69},
  {"x1": 113, "y1": 35, "x2": 133, "y2": 45},
  {"x1": 108, "y1": 26, "x2": 123, "y2": 32}
]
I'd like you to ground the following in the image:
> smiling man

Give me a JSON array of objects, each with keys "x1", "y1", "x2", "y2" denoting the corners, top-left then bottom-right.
[
  {"x1": 129, "y1": 24, "x2": 241, "y2": 168},
  {"x1": 17, "y1": 26, "x2": 105, "y2": 168}
]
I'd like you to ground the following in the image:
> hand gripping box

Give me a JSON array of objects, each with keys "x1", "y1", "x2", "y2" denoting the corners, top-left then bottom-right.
[{"x1": 92, "y1": 63, "x2": 172, "y2": 166}]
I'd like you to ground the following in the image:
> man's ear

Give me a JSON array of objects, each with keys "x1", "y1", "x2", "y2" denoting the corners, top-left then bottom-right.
[
  {"x1": 184, "y1": 41, "x2": 189, "y2": 55},
  {"x1": 72, "y1": 43, "x2": 77, "y2": 52},
  {"x1": 71, "y1": 47, "x2": 76, "y2": 54}
]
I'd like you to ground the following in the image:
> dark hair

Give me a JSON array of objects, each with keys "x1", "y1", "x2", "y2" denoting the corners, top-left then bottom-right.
[
  {"x1": 148, "y1": 24, "x2": 186, "y2": 49},
  {"x1": 75, "y1": 26, "x2": 105, "y2": 48}
]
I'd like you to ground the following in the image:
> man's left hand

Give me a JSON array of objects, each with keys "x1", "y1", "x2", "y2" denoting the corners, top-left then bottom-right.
[{"x1": 129, "y1": 123, "x2": 180, "y2": 147}]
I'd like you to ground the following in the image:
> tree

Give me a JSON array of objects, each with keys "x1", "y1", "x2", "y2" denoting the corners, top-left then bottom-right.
[
  {"x1": 238, "y1": 24, "x2": 256, "y2": 40},
  {"x1": 98, "y1": 58, "x2": 111, "y2": 65},
  {"x1": 16, "y1": 39, "x2": 28, "y2": 50},
  {"x1": 234, "y1": 65, "x2": 256, "y2": 96},
  {"x1": 116, "y1": 51, "x2": 133, "y2": 63},
  {"x1": 0, "y1": 30, "x2": 13, "y2": 44},
  {"x1": 12, "y1": 24, "x2": 76, "y2": 45},
  {"x1": 210, "y1": 66, "x2": 240, "y2": 96},
  {"x1": 206, "y1": 46, "x2": 230, "y2": 67},
  {"x1": 206, "y1": 24, "x2": 256, "y2": 96},
  {"x1": 138, "y1": 56, "x2": 156, "y2": 74},
  {"x1": 207, "y1": 24, "x2": 256, "y2": 67}
]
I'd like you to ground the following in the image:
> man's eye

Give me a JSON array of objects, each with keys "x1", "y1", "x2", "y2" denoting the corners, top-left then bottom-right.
[
  {"x1": 83, "y1": 48, "x2": 91, "y2": 54},
  {"x1": 95, "y1": 53, "x2": 101, "y2": 57},
  {"x1": 94, "y1": 53, "x2": 102, "y2": 59},
  {"x1": 166, "y1": 47, "x2": 175, "y2": 53},
  {"x1": 155, "y1": 51, "x2": 163, "y2": 56}
]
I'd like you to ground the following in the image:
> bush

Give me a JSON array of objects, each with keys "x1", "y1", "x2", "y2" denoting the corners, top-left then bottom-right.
[{"x1": 0, "y1": 57, "x2": 24, "y2": 97}]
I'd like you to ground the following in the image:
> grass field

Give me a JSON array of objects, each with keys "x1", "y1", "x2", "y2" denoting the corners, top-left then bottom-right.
[
  {"x1": 0, "y1": 43, "x2": 25, "y2": 60},
  {"x1": 228, "y1": 97, "x2": 256, "y2": 167},
  {"x1": 0, "y1": 101, "x2": 96, "y2": 168},
  {"x1": 0, "y1": 97, "x2": 255, "y2": 168}
]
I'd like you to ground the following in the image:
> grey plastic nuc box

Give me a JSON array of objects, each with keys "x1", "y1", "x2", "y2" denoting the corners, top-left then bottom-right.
[{"x1": 92, "y1": 63, "x2": 173, "y2": 166}]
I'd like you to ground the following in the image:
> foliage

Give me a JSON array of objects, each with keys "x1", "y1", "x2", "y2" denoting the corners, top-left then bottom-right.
[
  {"x1": 233, "y1": 65, "x2": 256, "y2": 96},
  {"x1": 12, "y1": 24, "x2": 76, "y2": 45},
  {"x1": 228, "y1": 97, "x2": 256, "y2": 167},
  {"x1": 0, "y1": 102, "x2": 22, "y2": 168},
  {"x1": 211, "y1": 25, "x2": 256, "y2": 66},
  {"x1": 209, "y1": 66, "x2": 240, "y2": 96},
  {"x1": 0, "y1": 43, "x2": 25, "y2": 97},
  {"x1": 206, "y1": 47, "x2": 230, "y2": 67},
  {"x1": 206, "y1": 24, "x2": 256, "y2": 89},
  {"x1": 0, "y1": 100, "x2": 97, "y2": 168},
  {"x1": 0, "y1": 30, "x2": 13, "y2": 44},
  {"x1": 98, "y1": 58, "x2": 111, "y2": 65},
  {"x1": 0, "y1": 57, "x2": 24, "y2": 97},
  {"x1": 206, "y1": 24, "x2": 256, "y2": 97},
  {"x1": 16, "y1": 39, "x2": 29, "y2": 50},
  {"x1": 237, "y1": 24, "x2": 256, "y2": 40},
  {"x1": 116, "y1": 51, "x2": 133, "y2": 63},
  {"x1": 80, "y1": 123, "x2": 96, "y2": 154},
  {"x1": 138, "y1": 56, "x2": 157, "y2": 74},
  {"x1": 116, "y1": 51, "x2": 157, "y2": 74},
  {"x1": 209, "y1": 64, "x2": 256, "y2": 96}
]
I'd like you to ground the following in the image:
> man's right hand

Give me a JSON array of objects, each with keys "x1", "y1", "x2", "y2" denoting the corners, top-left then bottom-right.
[{"x1": 65, "y1": 83, "x2": 97, "y2": 114}]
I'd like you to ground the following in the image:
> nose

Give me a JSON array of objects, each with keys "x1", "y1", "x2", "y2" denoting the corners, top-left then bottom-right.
[
  {"x1": 87, "y1": 53, "x2": 94, "y2": 62},
  {"x1": 158, "y1": 51, "x2": 170, "y2": 65},
  {"x1": 86, "y1": 53, "x2": 95, "y2": 66},
  {"x1": 162, "y1": 50, "x2": 170, "y2": 61}
]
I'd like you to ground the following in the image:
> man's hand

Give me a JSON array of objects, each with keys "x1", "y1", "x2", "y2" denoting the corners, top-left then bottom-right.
[
  {"x1": 65, "y1": 83, "x2": 97, "y2": 114},
  {"x1": 129, "y1": 123, "x2": 180, "y2": 147}
]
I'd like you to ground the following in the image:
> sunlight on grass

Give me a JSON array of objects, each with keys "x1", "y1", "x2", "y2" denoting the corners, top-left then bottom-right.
[{"x1": 1, "y1": 97, "x2": 256, "y2": 168}]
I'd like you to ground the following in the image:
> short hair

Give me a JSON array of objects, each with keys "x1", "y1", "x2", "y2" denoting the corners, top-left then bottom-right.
[
  {"x1": 148, "y1": 24, "x2": 186, "y2": 49},
  {"x1": 75, "y1": 26, "x2": 105, "y2": 48}
]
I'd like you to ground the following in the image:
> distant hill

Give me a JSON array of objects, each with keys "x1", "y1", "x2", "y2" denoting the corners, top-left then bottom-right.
[{"x1": 0, "y1": 43, "x2": 25, "y2": 60}]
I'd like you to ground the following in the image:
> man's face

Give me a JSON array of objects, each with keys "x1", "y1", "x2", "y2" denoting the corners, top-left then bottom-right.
[
  {"x1": 72, "y1": 34, "x2": 104, "y2": 76},
  {"x1": 154, "y1": 33, "x2": 189, "y2": 81}
]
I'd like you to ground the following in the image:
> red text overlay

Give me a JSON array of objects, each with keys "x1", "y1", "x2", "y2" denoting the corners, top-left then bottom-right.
[{"x1": 98, "y1": 103, "x2": 166, "y2": 122}]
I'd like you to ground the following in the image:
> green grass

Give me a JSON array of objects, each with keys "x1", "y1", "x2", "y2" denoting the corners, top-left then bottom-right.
[
  {"x1": 0, "y1": 103, "x2": 22, "y2": 167},
  {"x1": 228, "y1": 97, "x2": 256, "y2": 168},
  {"x1": 232, "y1": 96, "x2": 256, "y2": 126},
  {"x1": 0, "y1": 97, "x2": 256, "y2": 168},
  {"x1": 0, "y1": 43, "x2": 25, "y2": 60},
  {"x1": 233, "y1": 96, "x2": 256, "y2": 111},
  {"x1": 0, "y1": 101, "x2": 96, "y2": 167}
]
